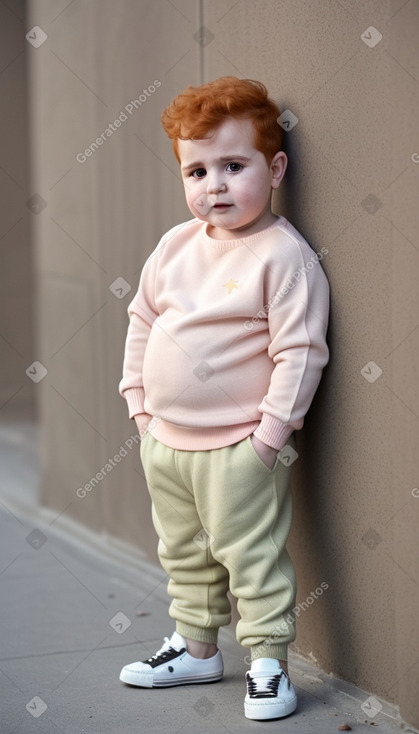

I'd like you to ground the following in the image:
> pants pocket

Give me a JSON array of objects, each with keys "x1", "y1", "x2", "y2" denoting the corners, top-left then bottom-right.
[{"x1": 242, "y1": 435, "x2": 279, "y2": 473}]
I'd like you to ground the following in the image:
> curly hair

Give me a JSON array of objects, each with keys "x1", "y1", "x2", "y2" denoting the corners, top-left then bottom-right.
[{"x1": 161, "y1": 76, "x2": 283, "y2": 165}]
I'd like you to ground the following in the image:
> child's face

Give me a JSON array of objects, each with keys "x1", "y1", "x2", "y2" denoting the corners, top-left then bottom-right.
[{"x1": 178, "y1": 117, "x2": 287, "y2": 240}]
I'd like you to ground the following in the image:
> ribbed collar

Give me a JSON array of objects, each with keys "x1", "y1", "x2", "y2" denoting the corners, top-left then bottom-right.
[{"x1": 201, "y1": 217, "x2": 283, "y2": 250}]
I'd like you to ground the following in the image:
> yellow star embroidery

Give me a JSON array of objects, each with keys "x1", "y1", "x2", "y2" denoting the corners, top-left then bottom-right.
[{"x1": 222, "y1": 279, "x2": 239, "y2": 294}]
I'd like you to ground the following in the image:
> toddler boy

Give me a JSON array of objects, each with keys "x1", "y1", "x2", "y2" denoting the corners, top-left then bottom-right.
[{"x1": 118, "y1": 76, "x2": 329, "y2": 721}]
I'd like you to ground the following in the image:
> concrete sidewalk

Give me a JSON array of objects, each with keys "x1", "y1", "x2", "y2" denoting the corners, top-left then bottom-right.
[{"x1": 0, "y1": 500, "x2": 406, "y2": 734}]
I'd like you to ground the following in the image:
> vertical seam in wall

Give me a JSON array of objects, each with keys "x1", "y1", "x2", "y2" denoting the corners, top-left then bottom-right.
[{"x1": 199, "y1": 0, "x2": 204, "y2": 83}]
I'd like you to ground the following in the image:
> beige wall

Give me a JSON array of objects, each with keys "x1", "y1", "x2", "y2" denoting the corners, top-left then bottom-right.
[{"x1": 2, "y1": 0, "x2": 417, "y2": 727}]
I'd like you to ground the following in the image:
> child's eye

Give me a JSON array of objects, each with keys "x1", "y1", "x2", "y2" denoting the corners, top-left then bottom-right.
[
  {"x1": 191, "y1": 168, "x2": 206, "y2": 178},
  {"x1": 226, "y1": 162, "x2": 243, "y2": 172}
]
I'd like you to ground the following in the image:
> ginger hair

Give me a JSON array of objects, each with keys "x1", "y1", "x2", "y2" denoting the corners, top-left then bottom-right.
[{"x1": 161, "y1": 76, "x2": 283, "y2": 165}]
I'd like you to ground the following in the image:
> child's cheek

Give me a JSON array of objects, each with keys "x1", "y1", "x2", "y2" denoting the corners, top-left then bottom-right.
[
  {"x1": 235, "y1": 186, "x2": 254, "y2": 209},
  {"x1": 183, "y1": 187, "x2": 197, "y2": 215},
  {"x1": 239, "y1": 181, "x2": 266, "y2": 209},
  {"x1": 187, "y1": 190, "x2": 215, "y2": 219}
]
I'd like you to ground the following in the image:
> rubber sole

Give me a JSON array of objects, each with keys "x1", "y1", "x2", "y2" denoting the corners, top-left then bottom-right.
[
  {"x1": 244, "y1": 695, "x2": 297, "y2": 720},
  {"x1": 119, "y1": 670, "x2": 223, "y2": 688}
]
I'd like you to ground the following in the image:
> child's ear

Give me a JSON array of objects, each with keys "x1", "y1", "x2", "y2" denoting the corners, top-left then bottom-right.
[{"x1": 270, "y1": 151, "x2": 288, "y2": 189}]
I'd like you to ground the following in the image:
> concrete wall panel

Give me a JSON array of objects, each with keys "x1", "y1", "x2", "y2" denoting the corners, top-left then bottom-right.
[
  {"x1": 24, "y1": 0, "x2": 201, "y2": 555},
  {"x1": 0, "y1": 1, "x2": 34, "y2": 411}
]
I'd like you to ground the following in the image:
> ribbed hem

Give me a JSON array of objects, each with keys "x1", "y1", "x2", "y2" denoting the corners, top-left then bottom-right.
[
  {"x1": 250, "y1": 642, "x2": 289, "y2": 662},
  {"x1": 176, "y1": 622, "x2": 219, "y2": 645},
  {"x1": 149, "y1": 419, "x2": 259, "y2": 451},
  {"x1": 253, "y1": 414, "x2": 295, "y2": 451}
]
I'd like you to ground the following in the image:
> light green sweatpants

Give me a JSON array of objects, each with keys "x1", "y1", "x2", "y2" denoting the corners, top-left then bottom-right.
[{"x1": 140, "y1": 431, "x2": 297, "y2": 662}]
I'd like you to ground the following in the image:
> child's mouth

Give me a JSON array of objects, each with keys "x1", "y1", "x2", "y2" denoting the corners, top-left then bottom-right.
[{"x1": 213, "y1": 203, "x2": 232, "y2": 209}]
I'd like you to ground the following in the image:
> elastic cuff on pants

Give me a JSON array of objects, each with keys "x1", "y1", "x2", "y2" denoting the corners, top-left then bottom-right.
[
  {"x1": 250, "y1": 642, "x2": 288, "y2": 662},
  {"x1": 176, "y1": 622, "x2": 219, "y2": 645}
]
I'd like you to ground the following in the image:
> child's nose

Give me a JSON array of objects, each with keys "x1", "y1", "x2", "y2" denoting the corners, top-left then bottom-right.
[{"x1": 206, "y1": 172, "x2": 227, "y2": 194}]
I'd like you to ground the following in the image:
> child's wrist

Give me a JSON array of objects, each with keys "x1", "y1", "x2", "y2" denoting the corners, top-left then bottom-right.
[
  {"x1": 134, "y1": 413, "x2": 152, "y2": 436},
  {"x1": 250, "y1": 433, "x2": 278, "y2": 469}
]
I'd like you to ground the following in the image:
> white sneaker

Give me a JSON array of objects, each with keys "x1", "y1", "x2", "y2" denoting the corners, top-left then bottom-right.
[
  {"x1": 119, "y1": 631, "x2": 224, "y2": 688},
  {"x1": 244, "y1": 658, "x2": 297, "y2": 720}
]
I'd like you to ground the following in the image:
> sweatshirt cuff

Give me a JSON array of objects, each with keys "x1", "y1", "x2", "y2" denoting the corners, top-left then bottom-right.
[
  {"x1": 253, "y1": 414, "x2": 296, "y2": 451},
  {"x1": 122, "y1": 387, "x2": 146, "y2": 420}
]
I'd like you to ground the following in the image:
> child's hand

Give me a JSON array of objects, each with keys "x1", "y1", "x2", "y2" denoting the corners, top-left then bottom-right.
[
  {"x1": 250, "y1": 434, "x2": 278, "y2": 470},
  {"x1": 134, "y1": 413, "x2": 152, "y2": 438}
]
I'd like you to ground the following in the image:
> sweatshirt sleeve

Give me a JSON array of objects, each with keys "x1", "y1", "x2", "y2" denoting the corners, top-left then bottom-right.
[
  {"x1": 253, "y1": 241, "x2": 330, "y2": 451},
  {"x1": 118, "y1": 250, "x2": 160, "y2": 421}
]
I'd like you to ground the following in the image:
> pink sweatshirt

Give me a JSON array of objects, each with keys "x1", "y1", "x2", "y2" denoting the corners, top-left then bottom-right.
[{"x1": 119, "y1": 216, "x2": 329, "y2": 451}]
